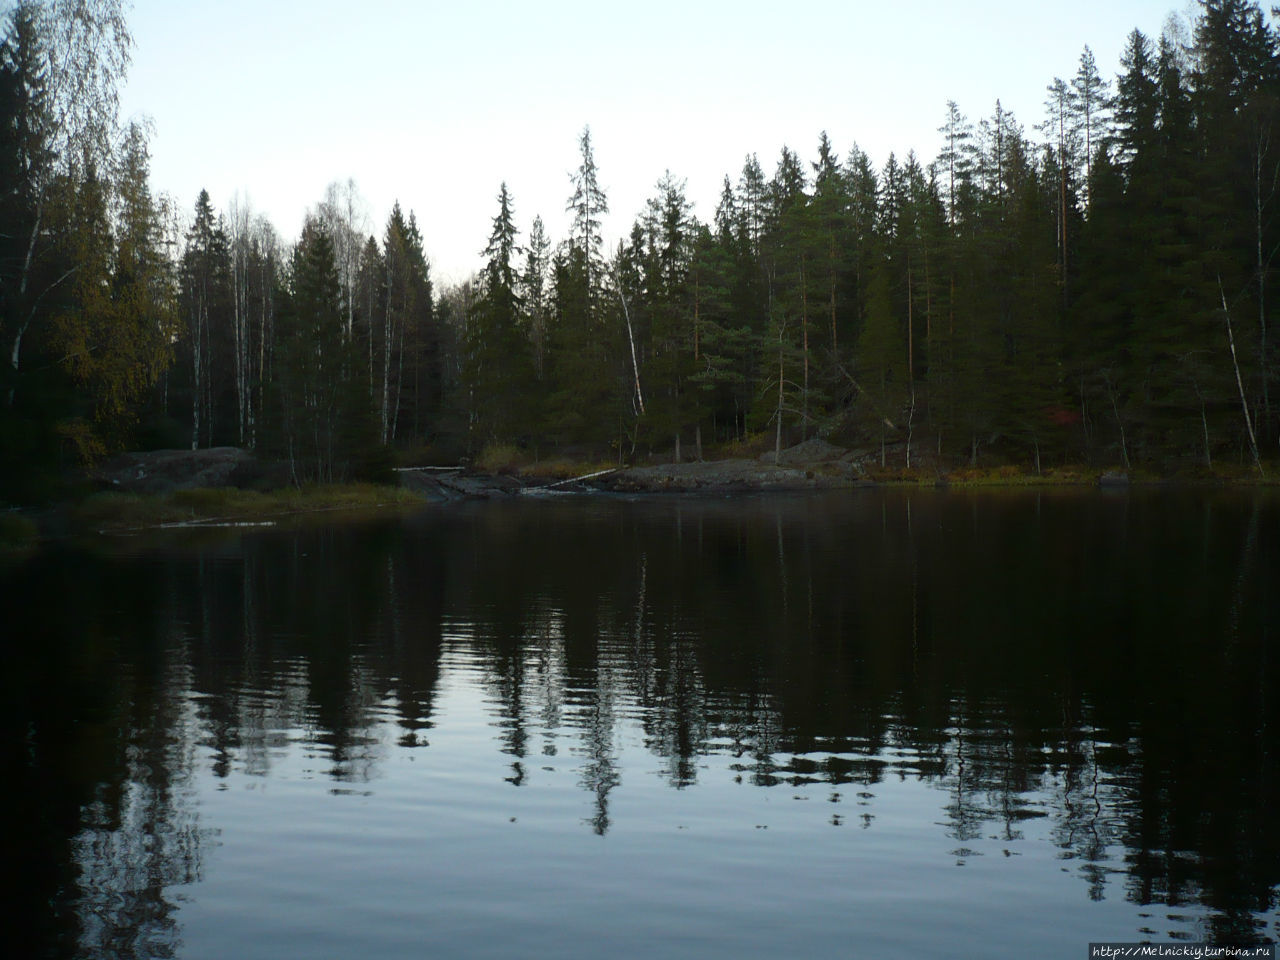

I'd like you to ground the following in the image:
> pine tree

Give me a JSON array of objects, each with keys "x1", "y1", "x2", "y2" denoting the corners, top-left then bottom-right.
[
  {"x1": 1069, "y1": 46, "x2": 1112, "y2": 195},
  {"x1": 1040, "y1": 78, "x2": 1079, "y2": 299}
]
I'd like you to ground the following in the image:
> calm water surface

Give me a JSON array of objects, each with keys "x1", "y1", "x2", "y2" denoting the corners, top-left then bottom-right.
[{"x1": 6, "y1": 489, "x2": 1279, "y2": 958}]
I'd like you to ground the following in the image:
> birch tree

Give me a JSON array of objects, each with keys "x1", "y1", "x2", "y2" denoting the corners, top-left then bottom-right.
[
  {"x1": 317, "y1": 178, "x2": 368, "y2": 339},
  {"x1": 226, "y1": 197, "x2": 279, "y2": 448},
  {"x1": 1, "y1": 0, "x2": 131, "y2": 404},
  {"x1": 227, "y1": 194, "x2": 253, "y2": 446}
]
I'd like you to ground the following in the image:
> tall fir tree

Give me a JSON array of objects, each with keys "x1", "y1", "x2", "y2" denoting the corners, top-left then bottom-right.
[
  {"x1": 178, "y1": 189, "x2": 231, "y2": 449},
  {"x1": 465, "y1": 182, "x2": 533, "y2": 444}
]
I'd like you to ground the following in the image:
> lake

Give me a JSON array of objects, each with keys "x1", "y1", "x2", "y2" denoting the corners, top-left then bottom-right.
[{"x1": 6, "y1": 489, "x2": 1279, "y2": 959}]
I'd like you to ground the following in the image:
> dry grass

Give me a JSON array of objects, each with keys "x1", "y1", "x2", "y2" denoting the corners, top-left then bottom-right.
[
  {"x1": 940, "y1": 464, "x2": 1098, "y2": 486},
  {"x1": 711, "y1": 432, "x2": 773, "y2": 460},
  {"x1": 475, "y1": 443, "x2": 526, "y2": 474}
]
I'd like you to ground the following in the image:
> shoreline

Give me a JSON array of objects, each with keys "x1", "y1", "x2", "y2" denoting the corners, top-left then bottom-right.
[{"x1": 2, "y1": 448, "x2": 1276, "y2": 554}]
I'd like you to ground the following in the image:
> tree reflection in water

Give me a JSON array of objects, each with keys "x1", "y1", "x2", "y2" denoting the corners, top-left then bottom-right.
[{"x1": 5, "y1": 489, "x2": 1278, "y2": 957}]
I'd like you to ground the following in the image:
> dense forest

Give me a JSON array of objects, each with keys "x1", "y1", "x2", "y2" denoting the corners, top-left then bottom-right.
[{"x1": 3, "y1": 0, "x2": 1280, "y2": 501}]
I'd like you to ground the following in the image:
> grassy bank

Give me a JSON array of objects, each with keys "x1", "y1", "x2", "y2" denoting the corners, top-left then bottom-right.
[
  {"x1": 73, "y1": 483, "x2": 426, "y2": 533},
  {"x1": 862, "y1": 464, "x2": 1097, "y2": 486},
  {"x1": 860, "y1": 461, "x2": 1280, "y2": 486},
  {"x1": 37, "y1": 456, "x2": 1280, "y2": 541}
]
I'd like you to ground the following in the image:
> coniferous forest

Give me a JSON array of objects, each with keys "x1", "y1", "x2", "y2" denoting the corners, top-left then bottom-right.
[{"x1": 3, "y1": 0, "x2": 1280, "y2": 502}]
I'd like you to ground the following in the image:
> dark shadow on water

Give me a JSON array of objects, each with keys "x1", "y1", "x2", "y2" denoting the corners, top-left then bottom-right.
[{"x1": 4, "y1": 488, "x2": 1278, "y2": 956}]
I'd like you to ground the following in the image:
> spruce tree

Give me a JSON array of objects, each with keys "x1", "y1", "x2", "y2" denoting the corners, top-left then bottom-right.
[
  {"x1": 520, "y1": 215, "x2": 551, "y2": 381},
  {"x1": 546, "y1": 128, "x2": 622, "y2": 447},
  {"x1": 566, "y1": 126, "x2": 609, "y2": 305},
  {"x1": 465, "y1": 182, "x2": 532, "y2": 444},
  {"x1": 179, "y1": 189, "x2": 231, "y2": 449},
  {"x1": 268, "y1": 218, "x2": 372, "y2": 483}
]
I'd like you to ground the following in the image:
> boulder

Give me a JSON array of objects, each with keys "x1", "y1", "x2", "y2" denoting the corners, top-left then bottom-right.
[
  {"x1": 93, "y1": 448, "x2": 253, "y2": 494},
  {"x1": 760, "y1": 437, "x2": 849, "y2": 466}
]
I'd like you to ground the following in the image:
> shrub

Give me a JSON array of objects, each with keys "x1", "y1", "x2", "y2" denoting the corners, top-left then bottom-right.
[{"x1": 476, "y1": 442, "x2": 524, "y2": 474}]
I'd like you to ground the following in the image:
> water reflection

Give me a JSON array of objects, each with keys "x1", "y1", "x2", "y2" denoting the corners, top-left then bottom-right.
[{"x1": 5, "y1": 490, "x2": 1279, "y2": 958}]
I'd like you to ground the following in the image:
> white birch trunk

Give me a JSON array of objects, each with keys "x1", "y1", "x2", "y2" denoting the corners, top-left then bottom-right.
[{"x1": 1220, "y1": 278, "x2": 1264, "y2": 476}]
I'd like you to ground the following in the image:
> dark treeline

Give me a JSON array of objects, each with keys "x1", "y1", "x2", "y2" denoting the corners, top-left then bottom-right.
[{"x1": 4, "y1": 0, "x2": 1280, "y2": 501}]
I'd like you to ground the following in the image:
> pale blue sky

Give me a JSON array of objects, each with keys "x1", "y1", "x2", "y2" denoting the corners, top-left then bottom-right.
[{"x1": 118, "y1": 0, "x2": 1186, "y2": 283}]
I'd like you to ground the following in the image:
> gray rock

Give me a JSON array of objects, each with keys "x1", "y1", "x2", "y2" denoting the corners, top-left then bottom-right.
[
  {"x1": 93, "y1": 448, "x2": 253, "y2": 494},
  {"x1": 759, "y1": 437, "x2": 849, "y2": 465}
]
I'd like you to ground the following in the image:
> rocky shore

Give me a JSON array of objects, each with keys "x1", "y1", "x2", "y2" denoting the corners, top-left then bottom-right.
[
  {"x1": 90, "y1": 440, "x2": 880, "y2": 503},
  {"x1": 86, "y1": 440, "x2": 1142, "y2": 505}
]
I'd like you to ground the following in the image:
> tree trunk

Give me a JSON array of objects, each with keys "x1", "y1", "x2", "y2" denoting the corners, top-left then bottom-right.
[
  {"x1": 800, "y1": 254, "x2": 809, "y2": 438},
  {"x1": 905, "y1": 388, "x2": 915, "y2": 470},
  {"x1": 391, "y1": 307, "x2": 405, "y2": 442},
  {"x1": 1107, "y1": 378, "x2": 1130, "y2": 471},
  {"x1": 1255, "y1": 127, "x2": 1272, "y2": 427},
  {"x1": 191, "y1": 292, "x2": 205, "y2": 450},
  {"x1": 1201, "y1": 398, "x2": 1212, "y2": 469},
  {"x1": 1220, "y1": 278, "x2": 1264, "y2": 477},
  {"x1": 829, "y1": 240, "x2": 838, "y2": 354},
  {"x1": 774, "y1": 334, "x2": 785, "y2": 466},
  {"x1": 615, "y1": 265, "x2": 645, "y2": 416},
  {"x1": 381, "y1": 290, "x2": 393, "y2": 444}
]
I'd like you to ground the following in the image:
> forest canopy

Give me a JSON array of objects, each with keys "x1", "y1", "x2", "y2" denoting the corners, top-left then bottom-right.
[{"x1": 2, "y1": 0, "x2": 1279, "y2": 501}]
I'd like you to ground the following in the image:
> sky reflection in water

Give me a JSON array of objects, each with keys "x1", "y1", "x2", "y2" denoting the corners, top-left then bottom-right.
[{"x1": 7, "y1": 490, "x2": 1279, "y2": 959}]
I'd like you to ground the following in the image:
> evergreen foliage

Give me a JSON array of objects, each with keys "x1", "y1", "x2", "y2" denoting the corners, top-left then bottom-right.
[{"x1": 5, "y1": 0, "x2": 1280, "y2": 499}]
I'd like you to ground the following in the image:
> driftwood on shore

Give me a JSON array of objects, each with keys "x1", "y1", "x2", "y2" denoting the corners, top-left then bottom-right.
[{"x1": 539, "y1": 468, "x2": 618, "y2": 490}]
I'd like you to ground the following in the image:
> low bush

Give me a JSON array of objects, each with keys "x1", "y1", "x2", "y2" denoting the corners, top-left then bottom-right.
[{"x1": 476, "y1": 443, "x2": 525, "y2": 474}]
